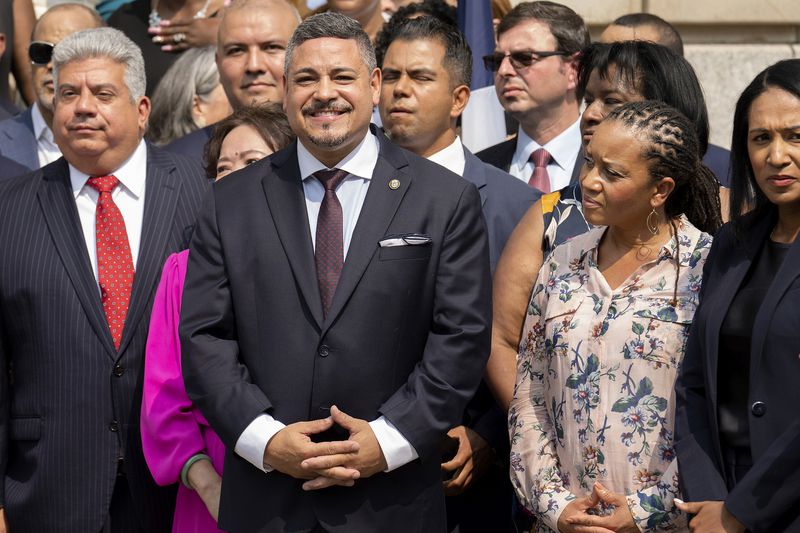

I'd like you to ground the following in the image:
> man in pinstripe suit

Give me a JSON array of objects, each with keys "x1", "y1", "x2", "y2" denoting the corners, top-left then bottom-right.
[{"x1": 0, "y1": 28, "x2": 207, "y2": 532}]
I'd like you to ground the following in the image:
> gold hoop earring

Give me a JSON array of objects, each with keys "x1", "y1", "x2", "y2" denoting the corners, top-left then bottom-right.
[{"x1": 646, "y1": 208, "x2": 659, "y2": 236}]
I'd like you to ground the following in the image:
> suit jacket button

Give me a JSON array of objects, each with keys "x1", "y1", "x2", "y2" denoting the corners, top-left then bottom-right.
[
  {"x1": 318, "y1": 345, "x2": 330, "y2": 357},
  {"x1": 751, "y1": 401, "x2": 766, "y2": 417},
  {"x1": 109, "y1": 420, "x2": 120, "y2": 432},
  {"x1": 113, "y1": 364, "x2": 124, "y2": 377}
]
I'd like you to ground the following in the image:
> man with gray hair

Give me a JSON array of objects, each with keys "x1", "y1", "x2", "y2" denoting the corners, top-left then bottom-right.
[
  {"x1": 0, "y1": 27, "x2": 207, "y2": 532},
  {"x1": 181, "y1": 11, "x2": 491, "y2": 533}
]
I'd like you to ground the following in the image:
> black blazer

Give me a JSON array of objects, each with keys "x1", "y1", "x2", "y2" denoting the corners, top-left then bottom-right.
[
  {"x1": 181, "y1": 131, "x2": 492, "y2": 533},
  {"x1": 0, "y1": 146, "x2": 207, "y2": 532},
  {"x1": 675, "y1": 212, "x2": 800, "y2": 532}
]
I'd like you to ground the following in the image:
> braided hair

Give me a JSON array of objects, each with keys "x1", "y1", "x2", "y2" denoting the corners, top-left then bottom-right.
[{"x1": 605, "y1": 100, "x2": 722, "y2": 235}]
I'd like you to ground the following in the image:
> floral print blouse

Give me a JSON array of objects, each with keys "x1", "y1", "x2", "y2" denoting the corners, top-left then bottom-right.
[{"x1": 509, "y1": 216, "x2": 712, "y2": 532}]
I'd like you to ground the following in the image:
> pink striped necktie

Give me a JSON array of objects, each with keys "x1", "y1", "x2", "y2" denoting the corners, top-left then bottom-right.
[{"x1": 528, "y1": 148, "x2": 552, "y2": 193}]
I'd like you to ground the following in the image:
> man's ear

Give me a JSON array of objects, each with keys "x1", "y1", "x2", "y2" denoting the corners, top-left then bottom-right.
[
  {"x1": 450, "y1": 84, "x2": 470, "y2": 120},
  {"x1": 564, "y1": 51, "x2": 581, "y2": 92}
]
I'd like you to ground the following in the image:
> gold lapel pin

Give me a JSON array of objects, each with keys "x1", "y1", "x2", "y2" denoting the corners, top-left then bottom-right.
[{"x1": 389, "y1": 179, "x2": 401, "y2": 190}]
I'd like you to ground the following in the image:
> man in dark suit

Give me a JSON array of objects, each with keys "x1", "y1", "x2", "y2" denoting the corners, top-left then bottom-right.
[
  {"x1": 166, "y1": 0, "x2": 300, "y2": 158},
  {"x1": 476, "y1": 1, "x2": 589, "y2": 194},
  {"x1": 377, "y1": 17, "x2": 534, "y2": 532},
  {"x1": 181, "y1": 12, "x2": 491, "y2": 532},
  {"x1": 0, "y1": 4, "x2": 103, "y2": 172},
  {"x1": 0, "y1": 28, "x2": 207, "y2": 532}
]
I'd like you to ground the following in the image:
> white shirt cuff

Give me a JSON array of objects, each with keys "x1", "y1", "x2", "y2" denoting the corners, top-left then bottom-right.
[
  {"x1": 369, "y1": 416, "x2": 418, "y2": 472},
  {"x1": 234, "y1": 413, "x2": 286, "y2": 472}
]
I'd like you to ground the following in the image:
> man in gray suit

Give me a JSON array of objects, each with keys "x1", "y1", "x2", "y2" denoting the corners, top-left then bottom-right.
[
  {"x1": 378, "y1": 17, "x2": 534, "y2": 531},
  {"x1": 476, "y1": 1, "x2": 589, "y2": 193},
  {"x1": 0, "y1": 28, "x2": 207, "y2": 532},
  {"x1": 0, "y1": 3, "x2": 102, "y2": 173}
]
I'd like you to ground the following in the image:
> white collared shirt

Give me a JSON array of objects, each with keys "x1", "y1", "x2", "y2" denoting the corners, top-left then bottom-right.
[
  {"x1": 427, "y1": 136, "x2": 466, "y2": 177},
  {"x1": 234, "y1": 130, "x2": 419, "y2": 474},
  {"x1": 509, "y1": 117, "x2": 581, "y2": 190},
  {"x1": 31, "y1": 103, "x2": 62, "y2": 167},
  {"x1": 69, "y1": 139, "x2": 148, "y2": 285}
]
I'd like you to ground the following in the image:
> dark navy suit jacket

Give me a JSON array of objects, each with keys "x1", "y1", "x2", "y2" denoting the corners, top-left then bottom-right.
[
  {"x1": 0, "y1": 155, "x2": 30, "y2": 181},
  {"x1": 0, "y1": 145, "x2": 208, "y2": 532},
  {"x1": 165, "y1": 124, "x2": 212, "y2": 160},
  {"x1": 675, "y1": 212, "x2": 800, "y2": 532},
  {"x1": 0, "y1": 107, "x2": 38, "y2": 171}
]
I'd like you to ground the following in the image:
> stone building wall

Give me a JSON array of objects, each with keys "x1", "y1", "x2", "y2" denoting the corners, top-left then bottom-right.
[{"x1": 511, "y1": 0, "x2": 800, "y2": 148}]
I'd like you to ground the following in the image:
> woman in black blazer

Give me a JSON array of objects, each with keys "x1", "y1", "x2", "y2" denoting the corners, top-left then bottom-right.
[{"x1": 675, "y1": 59, "x2": 800, "y2": 532}]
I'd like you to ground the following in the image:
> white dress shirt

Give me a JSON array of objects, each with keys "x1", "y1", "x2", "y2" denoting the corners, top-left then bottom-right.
[
  {"x1": 69, "y1": 139, "x2": 148, "y2": 285},
  {"x1": 31, "y1": 102, "x2": 62, "y2": 167},
  {"x1": 427, "y1": 136, "x2": 466, "y2": 177},
  {"x1": 234, "y1": 130, "x2": 419, "y2": 474},
  {"x1": 509, "y1": 117, "x2": 581, "y2": 190}
]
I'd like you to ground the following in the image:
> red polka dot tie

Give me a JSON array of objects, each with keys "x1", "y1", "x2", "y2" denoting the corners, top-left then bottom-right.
[
  {"x1": 528, "y1": 148, "x2": 552, "y2": 193},
  {"x1": 314, "y1": 169, "x2": 348, "y2": 318},
  {"x1": 88, "y1": 175, "x2": 134, "y2": 350}
]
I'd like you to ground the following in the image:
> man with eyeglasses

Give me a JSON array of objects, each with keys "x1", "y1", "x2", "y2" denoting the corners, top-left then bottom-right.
[
  {"x1": 477, "y1": 1, "x2": 589, "y2": 195},
  {"x1": 0, "y1": 3, "x2": 103, "y2": 174}
]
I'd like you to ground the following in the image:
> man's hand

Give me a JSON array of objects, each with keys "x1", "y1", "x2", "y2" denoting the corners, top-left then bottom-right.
[
  {"x1": 675, "y1": 499, "x2": 746, "y2": 533},
  {"x1": 148, "y1": 17, "x2": 220, "y2": 52},
  {"x1": 264, "y1": 417, "x2": 360, "y2": 486},
  {"x1": 441, "y1": 425, "x2": 495, "y2": 496},
  {"x1": 299, "y1": 405, "x2": 388, "y2": 491},
  {"x1": 557, "y1": 493, "x2": 613, "y2": 533},
  {"x1": 565, "y1": 482, "x2": 638, "y2": 533}
]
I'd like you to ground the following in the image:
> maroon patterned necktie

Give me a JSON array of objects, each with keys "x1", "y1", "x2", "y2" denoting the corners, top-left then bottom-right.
[
  {"x1": 314, "y1": 168, "x2": 348, "y2": 317},
  {"x1": 528, "y1": 148, "x2": 552, "y2": 193},
  {"x1": 87, "y1": 175, "x2": 135, "y2": 350}
]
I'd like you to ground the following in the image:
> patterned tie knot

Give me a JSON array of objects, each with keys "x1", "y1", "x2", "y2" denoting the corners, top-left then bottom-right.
[
  {"x1": 314, "y1": 169, "x2": 348, "y2": 191},
  {"x1": 531, "y1": 148, "x2": 552, "y2": 169},
  {"x1": 87, "y1": 175, "x2": 120, "y2": 194}
]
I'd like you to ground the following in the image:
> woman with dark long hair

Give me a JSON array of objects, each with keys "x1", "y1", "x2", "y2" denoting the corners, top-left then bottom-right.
[{"x1": 674, "y1": 59, "x2": 800, "y2": 533}]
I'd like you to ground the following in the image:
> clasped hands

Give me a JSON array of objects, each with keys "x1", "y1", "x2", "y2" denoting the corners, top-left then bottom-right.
[
  {"x1": 557, "y1": 482, "x2": 639, "y2": 533},
  {"x1": 262, "y1": 405, "x2": 387, "y2": 491}
]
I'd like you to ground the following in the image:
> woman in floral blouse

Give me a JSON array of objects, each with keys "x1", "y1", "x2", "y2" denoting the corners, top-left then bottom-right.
[{"x1": 509, "y1": 100, "x2": 722, "y2": 533}]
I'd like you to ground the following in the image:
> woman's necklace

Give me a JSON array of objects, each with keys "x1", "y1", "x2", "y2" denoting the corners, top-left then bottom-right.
[{"x1": 149, "y1": 0, "x2": 213, "y2": 29}]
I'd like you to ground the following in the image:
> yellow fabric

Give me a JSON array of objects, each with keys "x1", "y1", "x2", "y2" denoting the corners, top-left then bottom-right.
[{"x1": 541, "y1": 191, "x2": 561, "y2": 214}]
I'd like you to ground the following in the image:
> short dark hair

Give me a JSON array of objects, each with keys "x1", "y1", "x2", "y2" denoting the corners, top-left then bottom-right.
[
  {"x1": 203, "y1": 103, "x2": 295, "y2": 179},
  {"x1": 496, "y1": 1, "x2": 589, "y2": 55},
  {"x1": 380, "y1": 16, "x2": 471, "y2": 88},
  {"x1": 611, "y1": 13, "x2": 684, "y2": 56},
  {"x1": 729, "y1": 59, "x2": 800, "y2": 234},
  {"x1": 578, "y1": 41, "x2": 710, "y2": 156},
  {"x1": 285, "y1": 11, "x2": 376, "y2": 76},
  {"x1": 605, "y1": 100, "x2": 722, "y2": 234},
  {"x1": 374, "y1": 0, "x2": 457, "y2": 67}
]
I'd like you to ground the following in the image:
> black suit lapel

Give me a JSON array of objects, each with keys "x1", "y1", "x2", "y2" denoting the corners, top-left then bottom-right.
[
  {"x1": 751, "y1": 218, "x2": 800, "y2": 377},
  {"x1": 462, "y1": 148, "x2": 487, "y2": 207},
  {"x1": 117, "y1": 147, "x2": 182, "y2": 356},
  {"x1": 703, "y1": 216, "x2": 772, "y2": 404},
  {"x1": 264, "y1": 145, "x2": 325, "y2": 328},
  {"x1": 37, "y1": 159, "x2": 117, "y2": 359},
  {"x1": 322, "y1": 139, "x2": 411, "y2": 332}
]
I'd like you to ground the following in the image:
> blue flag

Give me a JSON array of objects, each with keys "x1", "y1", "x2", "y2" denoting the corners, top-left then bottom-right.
[{"x1": 458, "y1": 0, "x2": 507, "y2": 152}]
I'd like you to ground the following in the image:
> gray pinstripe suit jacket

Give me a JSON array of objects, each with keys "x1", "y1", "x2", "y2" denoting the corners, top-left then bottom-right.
[{"x1": 0, "y1": 145, "x2": 208, "y2": 532}]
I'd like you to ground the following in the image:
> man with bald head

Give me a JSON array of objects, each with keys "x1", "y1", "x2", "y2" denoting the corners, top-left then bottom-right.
[
  {"x1": 167, "y1": 0, "x2": 300, "y2": 158},
  {"x1": 0, "y1": 3, "x2": 103, "y2": 173}
]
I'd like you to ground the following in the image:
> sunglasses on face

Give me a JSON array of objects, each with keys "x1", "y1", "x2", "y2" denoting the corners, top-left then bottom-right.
[
  {"x1": 482, "y1": 50, "x2": 569, "y2": 72},
  {"x1": 29, "y1": 41, "x2": 55, "y2": 66}
]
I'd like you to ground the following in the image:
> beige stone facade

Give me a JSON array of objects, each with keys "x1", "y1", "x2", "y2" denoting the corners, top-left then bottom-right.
[{"x1": 510, "y1": 0, "x2": 800, "y2": 149}]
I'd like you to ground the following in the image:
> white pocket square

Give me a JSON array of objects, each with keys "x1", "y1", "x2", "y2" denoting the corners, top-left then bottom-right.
[{"x1": 379, "y1": 233, "x2": 432, "y2": 247}]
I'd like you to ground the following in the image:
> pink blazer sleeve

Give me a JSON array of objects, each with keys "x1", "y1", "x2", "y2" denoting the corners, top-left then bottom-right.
[{"x1": 140, "y1": 250, "x2": 203, "y2": 486}]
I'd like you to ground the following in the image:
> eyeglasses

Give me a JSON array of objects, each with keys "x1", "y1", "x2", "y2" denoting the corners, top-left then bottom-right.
[
  {"x1": 482, "y1": 50, "x2": 569, "y2": 71},
  {"x1": 29, "y1": 41, "x2": 55, "y2": 65}
]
